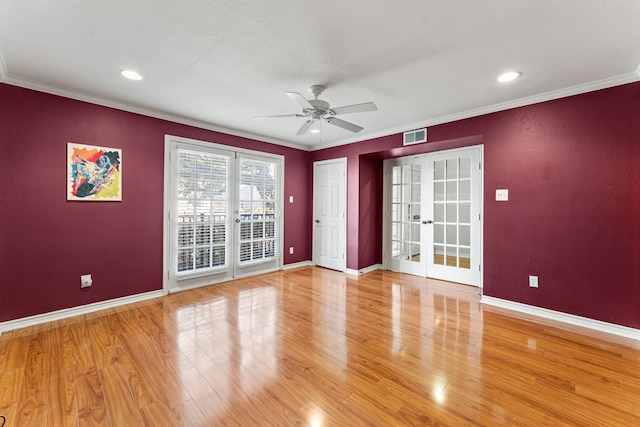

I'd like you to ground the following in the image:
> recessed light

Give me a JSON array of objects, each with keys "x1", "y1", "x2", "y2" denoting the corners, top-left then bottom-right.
[
  {"x1": 310, "y1": 129, "x2": 321, "y2": 134},
  {"x1": 497, "y1": 71, "x2": 521, "y2": 83},
  {"x1": 120, "y1": 69, "x2": 143, "y2": 81}
]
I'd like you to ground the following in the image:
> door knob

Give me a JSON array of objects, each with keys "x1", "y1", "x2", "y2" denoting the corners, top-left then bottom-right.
[
  {"x1": 422, "y1": 220, "x2": 433, "y2": 224},
  {"x1": 236, "y1": 218, "x2": 241, "y2": 223},
  {"x1": 315, "y1": 219, "x2": 320, "y2": 223}
]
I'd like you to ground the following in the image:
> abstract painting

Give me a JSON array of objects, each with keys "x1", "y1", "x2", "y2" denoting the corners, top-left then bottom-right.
[{"x1": 67, "y1": 143, "x2": 122, "y2": 201}]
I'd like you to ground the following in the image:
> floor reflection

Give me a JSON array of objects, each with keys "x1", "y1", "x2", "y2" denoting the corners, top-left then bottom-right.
[{"x1": 156, "y1": 267, "x2": 639, "y2": 425}]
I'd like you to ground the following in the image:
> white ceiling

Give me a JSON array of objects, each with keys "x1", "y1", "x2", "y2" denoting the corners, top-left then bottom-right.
[{"x1": 1, "y1": 1, "x2": 639, "y2": 151}]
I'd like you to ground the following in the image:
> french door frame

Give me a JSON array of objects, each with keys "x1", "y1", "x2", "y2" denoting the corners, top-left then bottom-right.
[
  {"x1": 162, "y1": 135, "x2": 284, "y2": 294},
  {"x1": 383, "y1": 145, "x2": 483, "y2": 288}
]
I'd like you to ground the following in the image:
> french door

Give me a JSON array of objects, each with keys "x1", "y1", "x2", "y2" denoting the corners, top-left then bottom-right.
[
  {"x1": 384, "y1": 146, "x2": 482, "y2": 287},
  {"x1": 163, "y1": 136, "x2": 283, "y2": 293},
  {"x1": 384, "y1": 157, "x2": 427, "y2": 276}
]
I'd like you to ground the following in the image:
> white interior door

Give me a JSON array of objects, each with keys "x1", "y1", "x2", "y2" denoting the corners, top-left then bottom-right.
[
  {"x1": 384, "y1": 157, "x2": 427, "y2": 276},
  {"x1": 164, "y1": 136, "x2": 283, "y2": 293},
  {"x1": 425, "y1": 147, "x2": 482, "y2": 286},
  {"x1": 313, "y1": 158, "x2": 346, "y2": 271}
]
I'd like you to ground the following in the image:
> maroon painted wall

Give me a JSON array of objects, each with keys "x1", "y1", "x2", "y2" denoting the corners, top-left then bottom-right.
[
  {"x1": 358, "y1": 155, "x2": 383, "y2": 270},
  {"x1": 2, "y1": 80, "x2": 639, "y2": 330},
  {"x1": 312, "y1": 82, "x2": 640, "y2": 329},
  {"x1": 0, "y1": 83, "x2": 311, "y2": 322}
]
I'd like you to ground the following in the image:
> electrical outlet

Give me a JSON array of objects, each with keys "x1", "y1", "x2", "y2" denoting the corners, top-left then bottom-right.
[
  {"x1": 81, "y1": 274, "x2": 92, "y2": 288},
  {"x1": 529, "y1": 275, "x2": 538, "y2": 288},
  {"x1": 289, "y1": 247, "x2": 294, "y2": 255}
]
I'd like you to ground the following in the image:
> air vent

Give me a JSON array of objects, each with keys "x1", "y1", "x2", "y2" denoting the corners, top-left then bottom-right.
[{"x1": 403, "y1": 128, "x2": 427, "y2": 145}]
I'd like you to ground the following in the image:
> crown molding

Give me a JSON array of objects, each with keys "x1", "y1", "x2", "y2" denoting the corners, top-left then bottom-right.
[
  {"x1": 1, "y1": 76, "x2": 310, "y2": 152},
  {"x1": 310, "y1": 71, "x2": 640, "y2": 151},
  {"x1": 2, "y1": 67, "x2": 638, "y2": 153}
]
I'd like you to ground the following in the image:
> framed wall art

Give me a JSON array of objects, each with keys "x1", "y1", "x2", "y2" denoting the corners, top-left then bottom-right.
[{"x1": 67, "y1": 143, "x2": 122, "y2": 201}]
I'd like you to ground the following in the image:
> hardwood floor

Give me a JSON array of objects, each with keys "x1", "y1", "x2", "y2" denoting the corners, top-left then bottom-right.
[{"x1": 1, "y1": 267, "x2": 639, "y2": 426}]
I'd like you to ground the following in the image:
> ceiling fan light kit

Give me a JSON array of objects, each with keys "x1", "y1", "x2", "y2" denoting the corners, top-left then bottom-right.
[{"x1": 254, "y1": 85, "x2": 377, "y2": 136}]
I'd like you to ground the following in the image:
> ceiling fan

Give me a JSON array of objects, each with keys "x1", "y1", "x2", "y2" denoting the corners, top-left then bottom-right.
[{"x1": 253, "y1": 85, "x2": 377, "y2": 135}]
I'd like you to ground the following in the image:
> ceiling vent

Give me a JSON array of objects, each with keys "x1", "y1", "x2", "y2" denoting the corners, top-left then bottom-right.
[{"x1": 403, "y1": 128, "x2": 427, "y2": 146}]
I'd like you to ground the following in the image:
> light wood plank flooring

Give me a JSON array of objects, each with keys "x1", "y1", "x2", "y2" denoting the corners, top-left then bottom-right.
[{"x1": 1, "y1": 267, "x2": 639, "y2": 426}]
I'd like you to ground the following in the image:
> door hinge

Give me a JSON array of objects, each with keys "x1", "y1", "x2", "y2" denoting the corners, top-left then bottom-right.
[
  {"x1": 479, "y1": 162, "x2": 482, "y2": 170},
  {"x1": 478, "y1": 264, "x2": 481, "y2": 271}
]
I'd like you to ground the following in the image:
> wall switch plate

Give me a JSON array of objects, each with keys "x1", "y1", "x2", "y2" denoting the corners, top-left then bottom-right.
[
  {"x1": 529, "y1": 275, "x2": 538, "y2": 288},
  {"x1": 289, "y1": 247, "x2": 294, "y2": 255},
  {"x1": 289, "y1": 196, "x2": 294, "y2": 203},
  {"x1": 81, "y1": 274, "x2": 92, "y2": 288},
  {"x1": 496, "y1": 189, "x2": 509, "y2": 201}
]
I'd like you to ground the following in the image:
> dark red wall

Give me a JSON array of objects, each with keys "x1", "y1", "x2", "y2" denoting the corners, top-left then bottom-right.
[
  {"x1": 312, "y1": 82, "x2": 640, "y2": 329},
  {"x1": 3, "y1": 81, "x2": 639, "y2": 330},
  {"x1": 0, "y1": 83, "x2": 311, "y2": 322}
]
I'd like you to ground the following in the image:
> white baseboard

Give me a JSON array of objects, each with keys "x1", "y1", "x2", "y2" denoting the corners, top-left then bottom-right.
[
  {"x1": 345, "y1": 264, "x2": 384, "y2": 276},
  {"x1": 281, "y1": 261, "x2": 313, "y2": 270},
  {"x1": 0, "y1": 290, "x2": 164, "y2": 335},
  {"x1": 480, "y1": 296, "x2": 640, "y2": 341}
]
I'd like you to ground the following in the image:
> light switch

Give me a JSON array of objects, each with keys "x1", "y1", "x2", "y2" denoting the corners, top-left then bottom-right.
[
  {"x1": 496, "y1": 189, "x2": 509, "y2": 201},
  {"x1": 289, "y1": 195, "x2": 294, "y2": 203}
]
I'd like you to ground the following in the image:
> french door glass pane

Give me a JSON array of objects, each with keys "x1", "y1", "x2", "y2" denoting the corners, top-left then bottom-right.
[
  {"x1": 433, "y1": 156, "x2": 472, "y2": 270},
  {"x1": 176, "y1": 149, "x2": 230, "y2": 274},
  {"x1": 391, "y1": 164, "x2": 421, "y2": 262},
  {"x1": 238, "y1": 158, "x2": 278, "y2": 264}
]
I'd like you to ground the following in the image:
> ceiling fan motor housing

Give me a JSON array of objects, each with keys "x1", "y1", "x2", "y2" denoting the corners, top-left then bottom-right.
[{"x1": 307, "y1": 99, "x2": 331, "y2": 116}]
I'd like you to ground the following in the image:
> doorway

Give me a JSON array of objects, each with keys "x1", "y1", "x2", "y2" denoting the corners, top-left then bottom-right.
[
  {"x1": 163, "y1": 135, "x2": 284, "y2": 293},
  {"x1": 313, "y1": 158, "x2": 347, "y2": 271},
  {"x1": 383, "y1": 146, "x2": 483, "y2": 287}
]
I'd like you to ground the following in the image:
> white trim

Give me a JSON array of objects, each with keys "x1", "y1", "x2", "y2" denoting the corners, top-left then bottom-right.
[
  {"x1": 281, "y1": 260, "x2": 313, "y2": 270},
  {"x1": 481, "y1": 296, "x2": 640, "y2": 341},
  {"x1": 0, "y1": 49, "x2": 7, "y2": 81},
  {"x1": 1, "y1": 78, "x2": 307, "y2": 151},
  {"x1": 167, "y1": 266, "x2": 286, "y2": 294},
  {"x1": 0, "y1": 290, "x2": 164, "y2": 335},
  {"x1": 165, "y1": 134, "x2": 286, "y2": 161},
  {"x1": 3, "y1": 69, "x2": 637, "y2": 153},
  {"x1": 310, "y1": 71, "x2": 640, "y2": 151},
  {"x1": 345, "y1": 264, "x2": 383, "y2": 276}
]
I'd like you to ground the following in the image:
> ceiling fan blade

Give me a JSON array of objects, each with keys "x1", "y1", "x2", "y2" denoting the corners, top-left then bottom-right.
[
  {"x1": 331, "y1": 102, "x2": 377, "y2": 115},
  {"x1": 326, "y1": 117, "x2": 363, "y2": 133},
  {"x1": 285, "y1": 91, "x2": 314, "y2": 110},
  {"x1": 296, "y1": 119, "x2": 314, "y2": 136},
  {"x1": 252, "y1": 114, "x2": 304, "y2": 119}
]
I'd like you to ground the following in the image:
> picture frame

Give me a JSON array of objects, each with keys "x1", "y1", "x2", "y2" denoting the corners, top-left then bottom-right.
[{"x1": 67, "y1": 143, "x2": 122, "y2": 201}]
